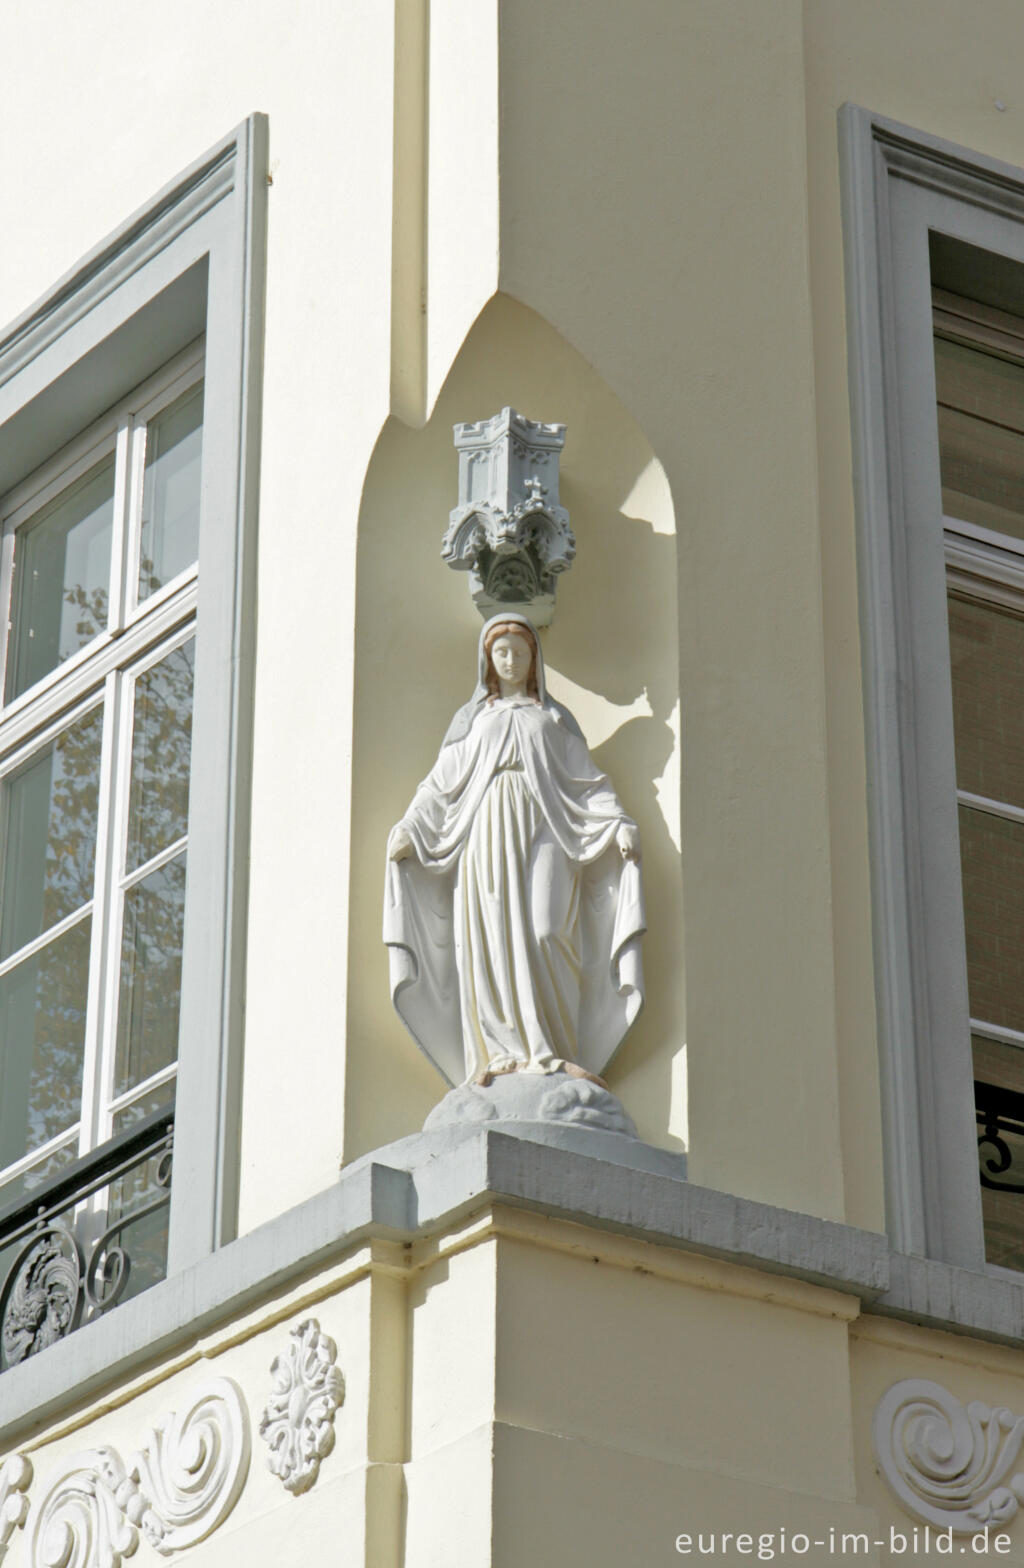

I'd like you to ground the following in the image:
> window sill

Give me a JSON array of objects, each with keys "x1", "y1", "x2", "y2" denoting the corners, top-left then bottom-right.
[{"x1": 2, "y1": 1124, "x2": 1022, "y2": 1446}]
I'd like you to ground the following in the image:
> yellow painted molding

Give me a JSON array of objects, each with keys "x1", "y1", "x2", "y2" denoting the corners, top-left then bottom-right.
[
  {"x1": 410, "y1": 1202, "x2": 863, "y2": 1323},
  {"x1": 851, "y1": 1312, "x2": 1024, "y2": 1380}
]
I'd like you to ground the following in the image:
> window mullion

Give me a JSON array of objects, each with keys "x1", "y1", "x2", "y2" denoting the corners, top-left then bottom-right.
[
  {"x1": 957, "y1": 788, "x2": 1024, "y2": 827},
  {"x1": 123, "y1": 418, "x2": 147, "y2": 626},
  {"x1": 77, "y1": 668, "x2": 130, "y2": 1157},
  {"x1": 107, "y1": 420, "x2": 133, "y2": 637},
  {"x1": 0, "y1": 523, "x2": 14, "y2": 702}
]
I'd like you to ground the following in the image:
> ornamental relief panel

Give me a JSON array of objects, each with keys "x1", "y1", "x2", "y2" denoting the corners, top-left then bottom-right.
[
  {"x1": 0, "y1": 1456, "x2": 32, "y2": 1565},
  {"x1": 873, "y1": 1378, "x2": 1024, "y2": 1535},
  {"x1": 28, "y1": 1378, "x2": 250, "y2": 1568},
  {"x1": 258, "y1": 1318, "x2": 345, "y2": 1495},
  {"x1": 0, "y1": 1316, "x2": 348, "y2": 1568}
]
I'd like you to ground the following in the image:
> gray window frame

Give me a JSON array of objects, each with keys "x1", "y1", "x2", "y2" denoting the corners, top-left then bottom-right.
[
  {"x1": 839, "y1": 104, "x2": 1024, "y2": 1270},
  {"x1": 0, "y1": 116, "x2": 268, "y2": 1279}
]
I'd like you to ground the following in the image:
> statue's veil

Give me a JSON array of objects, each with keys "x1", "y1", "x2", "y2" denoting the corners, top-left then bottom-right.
[{"x1": 442, "y1": 612, "x2": 584, "y2": 747}]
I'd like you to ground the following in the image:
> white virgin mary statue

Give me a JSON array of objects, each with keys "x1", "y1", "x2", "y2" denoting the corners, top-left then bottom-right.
[{"x1": 385, "y1": 614, "x2": 645, "y2": 1087}]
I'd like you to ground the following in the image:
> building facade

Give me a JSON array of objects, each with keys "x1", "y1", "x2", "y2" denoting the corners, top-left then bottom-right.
[{"x1": 2, "y1": 3, "x2": 1024, "y2": 1563}]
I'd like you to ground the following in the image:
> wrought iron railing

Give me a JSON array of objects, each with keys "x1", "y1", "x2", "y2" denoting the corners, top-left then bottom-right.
[
  {"x1": 0, "y1": 1109, "x2": 173, "y2": 1373},
  {"x1": 976, "y1": 1079, "x2": 1024, "y2": 1194}
]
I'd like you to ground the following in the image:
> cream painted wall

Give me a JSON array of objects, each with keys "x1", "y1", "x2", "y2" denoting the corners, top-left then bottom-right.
[
  {"x1": 0, "y1": 0, "x2": 866, "y2": 1236},
  {"x1": 492, "y1": 1231, "x2": 860, "y2": 1499},
  {"x1": 1, "y1": 1217, "x2": 873, "y2": 1568},
  {"x1": 9, "y1": 0, "x2": 1024, "y2": 1333},
  {"x1": 14, "y1": 6, "x2": 1024, "y2": 1567},
  {"x1": 494, "y1": 0, "x2": 845, "y2": 1222},
  {"x1": 0, "y1": 0, "x2": 870, "y2": 1236},
  {"x1": 1, "y1": 1248, "x2": 408, "y2": 1568}
]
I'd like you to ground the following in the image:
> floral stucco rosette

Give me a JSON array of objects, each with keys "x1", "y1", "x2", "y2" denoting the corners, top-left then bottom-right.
[{"x1": 259, "y1": 1318, "x2": 345, "y2": 1495}]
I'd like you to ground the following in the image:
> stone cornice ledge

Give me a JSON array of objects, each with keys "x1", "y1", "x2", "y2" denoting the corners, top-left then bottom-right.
[
  {"x1": 877, "y1": 1252, "x2": 1024, "y2": 1343},
  {"x1": 2, "y1": 1127, "x2": 1020, "y2": 1445},
  {"x1": 404, "y1": 1130, "x2": 889, "y2": 1300}
]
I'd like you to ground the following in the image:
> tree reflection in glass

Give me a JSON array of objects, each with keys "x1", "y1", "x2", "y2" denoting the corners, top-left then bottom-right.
[
  {"x1": 5, "y1": 459, "x2": 114, "y2": 701},
  {"x1": 139, "y1": 385, "x2": 203, "y2": 601},
  {"x1": 115, "y1": 856, "x2": 186, "y2": 1097},
  {"x1": 0, "y1": 702, "x2": 104, "y2": 1175},
  {"x1": 0, "y1": 917, "x2": 91, "y2": 1169},
  {"x1": 1, "y1": 705, "x2": 103, "y2": 960},
  {"x1": 117, "y1": 638, "x2": 194, "y2": 1096},
  {"x1": 126, "y1": 641, "x2": 194, "y2": 874}
]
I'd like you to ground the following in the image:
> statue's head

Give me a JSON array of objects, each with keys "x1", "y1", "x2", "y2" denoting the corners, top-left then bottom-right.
[{"x1": 483, "y1": 619, "x2": 540, "y2": 703}]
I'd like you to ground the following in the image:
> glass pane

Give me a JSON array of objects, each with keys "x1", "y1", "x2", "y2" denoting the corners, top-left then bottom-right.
[
  {"x1": 139, "y1": 384, "x2": 203, "y2": 600},
  {"x1": 0, "y1": 917, "x2": 91, "y2": 1171},
  {"x1": 102, "y1": 1142, "x2": 172, "y2": 1305},
  {"x1": 5, "y1": 458, "x2": 115, "y2": 700},
  {"x1": 125, "y1": 640, "x2": 194, "y2": 874},
  {"x1": 936, "y1": 337, "x2": 1024, "y2": 436},
  {"x1": 974, "y1": 1035, "x2": 1024, "y2": 1270},
  {"x1": 959, "y1": 805, "x2": 1024, "y2": 1032},
  {"x1": 112, "y1": 1075, "x2": 175, "y2": 1133},
  {"x1": 114, "y1": 854, "x2": 186, "y2": 1096},
  {"x1": 935, "y1": 338, "x2": 1024, "y2": 540},
  {"x1": 108, "y1": 1083, "x2": 175, "y2": 1303},
  {"x1": 0, "y1": 1136, "x2": 78, "y2": 1213},
  {"x1": 0, "y1": 704, "x2": 104, "y2": 960},
  {"x1": 949, "y1": 595, "x2": 1024, "y2": 809}
]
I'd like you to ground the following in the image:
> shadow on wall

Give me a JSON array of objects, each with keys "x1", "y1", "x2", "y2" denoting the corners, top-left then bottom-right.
[{"x1": 344, "y1": 292, "x2": 685, "y2": 1160}]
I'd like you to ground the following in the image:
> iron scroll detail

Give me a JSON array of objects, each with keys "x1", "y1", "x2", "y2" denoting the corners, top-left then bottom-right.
[
  {"x1": 0, "y1": 1110, "x2": 173, "y2": 1373},
  {"x1": 976, "y1": 1079, "x2": 1024, "y2": 1195}
]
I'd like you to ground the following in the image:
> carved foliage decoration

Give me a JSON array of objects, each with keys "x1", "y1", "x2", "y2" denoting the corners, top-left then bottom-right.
[
  {"x1": 29, "y1": 1450, "x2": 138, "y2": 1568},
  {"x1": 873, "y1": 1378, "x2": 1024, "y2": 1533},
  {"x1": 123, "y1": 1378, "x2": 250, "y2": 1553},
  {"x1": 259, "y1": 1319, "x2": 345, "y2": 1495},
  {"x1": 29, "y1": 1378, "x2": 250, "y2": 1568},
  {"x1": 0, "y1": 1455, "x2": 33, "y2": 1565},
  {"x1": 1, "y1": 1229, "x2": 82, "y2": 1369},
  {"x1": 443, "y1": 407, "x2": 574, "y2": 625}
]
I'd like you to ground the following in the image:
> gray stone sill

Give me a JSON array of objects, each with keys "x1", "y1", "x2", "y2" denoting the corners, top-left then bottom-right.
[
  {"x1": 0, "y1": 1126, "x2": 1021, "y2": 1446},
  {"x1": 875, "y1": 1252, "x2": 1024, "y2": 1341}
]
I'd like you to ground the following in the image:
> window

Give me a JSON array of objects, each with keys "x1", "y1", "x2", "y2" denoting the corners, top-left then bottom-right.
[
  {"x1": 0, "y1": 118, "x2": 266, "y2": 1370},
  {"x1": 0, "y1": 350, "x2": 201, "y2": 1297},
  {"x1": 935, "y1": 284, "x2": 1024, "y2": 1270},
  {"x1": 842, "y1": 106, "x2": 1024, "y2": 1270}
]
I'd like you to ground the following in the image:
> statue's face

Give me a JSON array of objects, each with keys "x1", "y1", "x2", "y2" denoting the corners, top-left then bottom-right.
[{"x1": 489, "y1": 631, "x2": 533, "y2": 691}]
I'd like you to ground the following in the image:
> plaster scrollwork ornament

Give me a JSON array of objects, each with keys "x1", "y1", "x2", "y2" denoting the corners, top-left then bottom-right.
[
  {"x1": 29, "y1": 1450, "x2": 138, "y2": 1568},
  {"x1": 442, "y1": 408, "x2": 574, "y2": 626},
  {"x1": 0, "y1": 1455, "x2": 33, "y2": 1565},
  {"x1": 122, "y1": 1378, "x2": 250, "y2": 1553},
  {"x1": 29, "y1": 1377, "x2": 250, "y2": 1568},
  {"x1": 873, "y1": 1378, "x2": 1024, "y2": 1534},
  {"x1": 259, "y1": 1318, "x2": 345, "y2": 1495}
]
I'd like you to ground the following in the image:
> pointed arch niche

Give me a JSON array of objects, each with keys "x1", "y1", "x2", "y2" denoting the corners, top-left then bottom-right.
[{"x1": 344, "y1": 294, "x2": 684, "y2": 1160}]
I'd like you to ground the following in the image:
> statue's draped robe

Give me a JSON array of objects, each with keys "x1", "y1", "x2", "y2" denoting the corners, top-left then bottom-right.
[{"x1": 385, "y1": 696, "x2": 645, "y2": 1085}]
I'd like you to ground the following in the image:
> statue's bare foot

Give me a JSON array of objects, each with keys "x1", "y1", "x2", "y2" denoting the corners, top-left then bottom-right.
[
  {"x1": 489, "y1": 1055, "x2": 520, "y2": 1076},
  {"x1": 522, "y1": 1056, "x2": 565, "y2": 1076},
  {"x1": 473, "y1": 1055, "x2": 519, "y2": 1087},
  {"x1": 558, "y1": 1060, "x2": 611, "y2": 1090}
]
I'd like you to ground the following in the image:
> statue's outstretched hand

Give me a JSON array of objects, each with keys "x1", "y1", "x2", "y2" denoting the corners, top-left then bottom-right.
[
  {"x1": 616, "y1": 822, "x2": 641, "y2": 861},
  {"x1": 388, "y1": 825, "x2": 415, "y2": 862}
]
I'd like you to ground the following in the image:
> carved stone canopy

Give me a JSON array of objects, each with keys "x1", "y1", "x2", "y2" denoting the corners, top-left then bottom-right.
[{"x1": 441, "y1": 407, "x2": 574, "y2": 625}]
